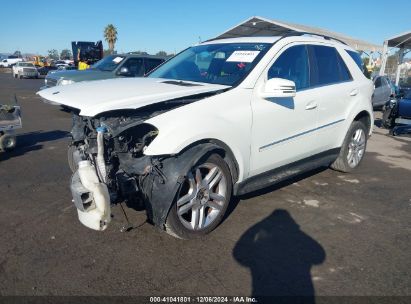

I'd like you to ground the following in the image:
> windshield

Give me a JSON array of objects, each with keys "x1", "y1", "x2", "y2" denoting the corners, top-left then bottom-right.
[
  {"x1": 148, "y1": 43, "x2": 272, "y2": 86},
  {"x1": 91, "y1": 55, "x2": 125, "y2": 72},
  {"x1": 20, "y1": 63, "x2": 35, "y2": 67}
]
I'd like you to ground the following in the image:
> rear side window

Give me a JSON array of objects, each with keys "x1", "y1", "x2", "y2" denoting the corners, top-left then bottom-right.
[
  {"x1": 145, "y1": 59, "x2": 164, "y2": 74},
  {"x1": 309, "y1": 45, "x2": 352, "y2": 86},
  {"x1": 374, "y1": 77, "x2": 382, "y2": 88},
  {"x1": 121, "y1": 58, "x2": 144, "y2": 76},
  {"x1": 268, "y1": 45, "x2": 310, "y2": 91}
]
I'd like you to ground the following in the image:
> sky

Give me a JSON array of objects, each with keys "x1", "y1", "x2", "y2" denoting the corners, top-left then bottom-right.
[{"x1": 1, "y1": 0, "x2": 410, "y2": 56}]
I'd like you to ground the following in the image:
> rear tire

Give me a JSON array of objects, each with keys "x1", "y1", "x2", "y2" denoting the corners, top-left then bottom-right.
[
  {"x1": 331, "y1": 121, "x2": 367, "y2": 173},
  {"x1": 165, "y1": 153, "x2": 232, "y2": 239}
]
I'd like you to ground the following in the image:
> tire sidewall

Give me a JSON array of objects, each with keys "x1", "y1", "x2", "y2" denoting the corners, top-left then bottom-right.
[
  {"x1": 67, "y1": 145, "x2": 78, "y2": 173},
  {"x1": 339, "y1": 121, "x2": 368, "y2": 172},
  {"x1": 166, "y1": 153, "x2": 232, "y2": 239}
]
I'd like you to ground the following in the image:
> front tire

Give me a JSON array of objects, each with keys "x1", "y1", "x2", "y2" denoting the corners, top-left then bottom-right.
[
  {"x1": 331, "y1": 121, "x2": 367, "y2": 173},
  {"x1": 68, "y1": 145, "x2": 78, "y2": 173},
  {"x1": 165, "y1": 153, "x2": 232, "y2": 239}
]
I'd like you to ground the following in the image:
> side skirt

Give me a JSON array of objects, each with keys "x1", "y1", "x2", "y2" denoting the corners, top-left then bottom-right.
[{"x1": 234, "y1": 148, "x2": 340, "y2": 196}]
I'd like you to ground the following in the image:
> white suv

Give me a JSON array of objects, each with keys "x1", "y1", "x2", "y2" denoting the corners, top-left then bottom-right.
[{"x1": 38, "y1": 34, "x2": 374, "y2": 238}]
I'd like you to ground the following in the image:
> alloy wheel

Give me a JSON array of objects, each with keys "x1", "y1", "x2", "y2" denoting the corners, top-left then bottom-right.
[
  {"x1": 176, "y1": 163, "x2": 227, "y2": 231},
  {"x1": 347, "y1": 128, "x2": 365, "y2": 168}
]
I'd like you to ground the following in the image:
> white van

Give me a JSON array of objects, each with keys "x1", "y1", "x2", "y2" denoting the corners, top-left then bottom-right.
[{"x1": 0, "y1": 56, "x2": 23, "y2": 68}]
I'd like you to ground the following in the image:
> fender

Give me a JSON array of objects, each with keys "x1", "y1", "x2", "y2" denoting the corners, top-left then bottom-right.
[
  {"x1": 140, "y1": 143, "x2": 224, "y2": 228},
  {"x1": 143, "y1": 90, "x2": 253, "y2": 183}
]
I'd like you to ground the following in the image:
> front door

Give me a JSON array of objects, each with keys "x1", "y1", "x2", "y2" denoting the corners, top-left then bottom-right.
[{"x1": 249, "y1": 44, "x2": 319, "y2": 177}]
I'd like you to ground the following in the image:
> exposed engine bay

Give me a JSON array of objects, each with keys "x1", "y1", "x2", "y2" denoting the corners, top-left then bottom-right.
[{"x1": 68, "y1": 93, "x2": 225, "y2": 231}]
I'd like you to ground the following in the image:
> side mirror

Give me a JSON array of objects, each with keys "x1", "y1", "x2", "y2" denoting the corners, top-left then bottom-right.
[
  {"x1": 118, "y1": 66, "x2": 130, "y2": 76},
  {"x1": 260, "y1": 78, "x2": 296, "y2": 98}
]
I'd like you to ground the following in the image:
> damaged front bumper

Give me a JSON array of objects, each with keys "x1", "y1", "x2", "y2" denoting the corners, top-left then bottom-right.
[{"x1": 70, "y1": 160, "x2": 111, "y2": 231}]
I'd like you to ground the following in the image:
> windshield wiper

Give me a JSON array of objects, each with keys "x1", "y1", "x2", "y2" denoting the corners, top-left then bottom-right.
[{"x1": 161, "y1": 80, "x2": 202, "y2": 87}]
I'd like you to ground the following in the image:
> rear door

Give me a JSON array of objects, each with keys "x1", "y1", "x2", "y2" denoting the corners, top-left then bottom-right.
[
  {"x1": 373, "y1": 77, "x2": 385, "y2": 106},
  {"x1": 381, "y1": 77, "x2": 392, "y2": 102},
  {"x1": 308, "y1": 44, "x2": 356, "y2": 151}
]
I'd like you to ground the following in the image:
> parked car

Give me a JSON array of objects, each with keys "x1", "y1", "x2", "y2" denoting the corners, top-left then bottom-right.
[
  {"x1": 398, "y1": 77, "x2": 411, "y2": 97},
  {"x1": 372, "y1": 75, "x2": 395, "y2": 108},
  {"x1": 42, "y1": 54, "x2": 166, "y2": 89},
  {"x1": 54, "y1": 60, "x2": 71, "y2": 67},
  {"x1": 382, "y1": 91, "x2": 411, "y2": 135},
  {"x1": 37, "y1": 66, "x2": 58, "y2": 76},
  {"x1": 47, "y1": 65, "x2": 77, "y2": 75},
  {"x1": 38, "y1": 35, "x2": 374, "y2": 238},
  {"x1": 12, "y1": 62, "x2": 39, "y2": 79},
  {"x1": 0, "y1": 56, "x2": 23, "y2": 68}
]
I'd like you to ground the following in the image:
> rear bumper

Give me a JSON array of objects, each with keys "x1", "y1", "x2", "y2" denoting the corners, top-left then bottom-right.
[{"x1": 70, "y1": 161, "x2": 111, "y2": 231}]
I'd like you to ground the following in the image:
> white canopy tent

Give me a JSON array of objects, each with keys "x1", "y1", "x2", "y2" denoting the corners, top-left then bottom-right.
[
  {"x1": 379, "y1": 30, "x2": 411, "y2": 85},
  {"x1": 212, "y1": 16, "x2": 383, "y2": 53}
]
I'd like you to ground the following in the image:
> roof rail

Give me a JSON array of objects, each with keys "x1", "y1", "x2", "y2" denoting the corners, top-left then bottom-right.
[
  {"x1": 280, "y1": 31, "x2": 348, "y2": 45},
  {"x1": 206, "y1": 31, "x2": 348, "y2": 46}
]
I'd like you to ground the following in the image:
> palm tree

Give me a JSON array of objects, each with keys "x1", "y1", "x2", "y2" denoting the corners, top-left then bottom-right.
[{"x1": 104, "y1": 24, "x2": 118, "y2": 54}]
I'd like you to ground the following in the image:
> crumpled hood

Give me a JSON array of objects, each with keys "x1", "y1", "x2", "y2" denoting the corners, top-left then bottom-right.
[{"x1": 37, "y1": 77, "x2": 229, "y2": 117}]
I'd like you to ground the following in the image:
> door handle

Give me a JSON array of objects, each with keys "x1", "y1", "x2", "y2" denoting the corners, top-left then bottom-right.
[
  {"x1": 350, "y1": 89, "x2": 359, "y2": 96},
  {"x1": 305, "y1": 101, "x2": 317, "y2": 110}
]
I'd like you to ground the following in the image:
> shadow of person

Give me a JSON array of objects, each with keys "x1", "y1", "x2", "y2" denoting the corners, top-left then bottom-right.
[{"x1": 233, "y1": 209, "x2": 325, "y2": 303}]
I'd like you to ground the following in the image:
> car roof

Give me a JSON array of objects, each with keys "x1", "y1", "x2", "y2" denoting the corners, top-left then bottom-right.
[
  {"x1": 200, "y1": 35, "x2": 351, "y2": 49},
  {"x1": 201, "y1": 36, "x2": 282, "y2": 45}
]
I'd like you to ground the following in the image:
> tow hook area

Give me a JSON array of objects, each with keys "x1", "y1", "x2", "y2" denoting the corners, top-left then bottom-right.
[{"x1": 70, "y1": 160, "x2": 111, "y2": 231}]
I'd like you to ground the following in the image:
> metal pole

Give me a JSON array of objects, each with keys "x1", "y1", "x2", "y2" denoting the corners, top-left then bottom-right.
[
  {"x1": 379, "y1": 41, "x2": 388, "y2": 76},
  {"x1": 395, "y1": 48, "x2": 405, "y2": 86}
]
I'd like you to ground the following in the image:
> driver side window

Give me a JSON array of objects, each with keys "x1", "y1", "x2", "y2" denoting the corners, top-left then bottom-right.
[
  {"x1": 121, "y1": 58, "x2": 144, "y2": 77},
  {"x1": 268, "y1": 45, "x2": 310, "y2": 91}
]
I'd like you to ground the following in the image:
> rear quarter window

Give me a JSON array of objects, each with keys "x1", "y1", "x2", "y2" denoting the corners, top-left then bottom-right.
[
  {"x1": 346, "y1": 49, "x2": 369, "y2": 77},
  {"x1": 346, "y1": 50, "x2": 363, "y2": 69}
]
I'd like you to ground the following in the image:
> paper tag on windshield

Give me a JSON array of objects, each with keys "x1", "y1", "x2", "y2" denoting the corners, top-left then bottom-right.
[
  {"x1": 112, "y1": 57, "x2": 124, "y2": 63},
  {"x1": 226, "y1": 51, "x2": 260, "y2": 63}
]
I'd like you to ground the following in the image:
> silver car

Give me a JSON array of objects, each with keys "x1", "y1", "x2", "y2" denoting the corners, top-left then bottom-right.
[{"x1": 372, "y1": 76, "x2": 394, "y2": 108}]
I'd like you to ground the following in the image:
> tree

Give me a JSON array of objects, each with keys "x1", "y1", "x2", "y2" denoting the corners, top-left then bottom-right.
[
  {"x1": 13, "y1": 51, "x2": 22, "y2": 58},
  {"x1": 156, "y1": 51, "x2": 168, "y2": 57},
  {"x1": 60, "y1": 49, "x2": 72, "y2": 60},
  {"x1": 104, "y1": 24, "x2": 118, "y2": 54},
  {"x1": 131, "y1": 50, "x2": 148, "y2": 55},
  {"x1": 48, "y1": 49, "x2": 59, "y2": 60}
]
